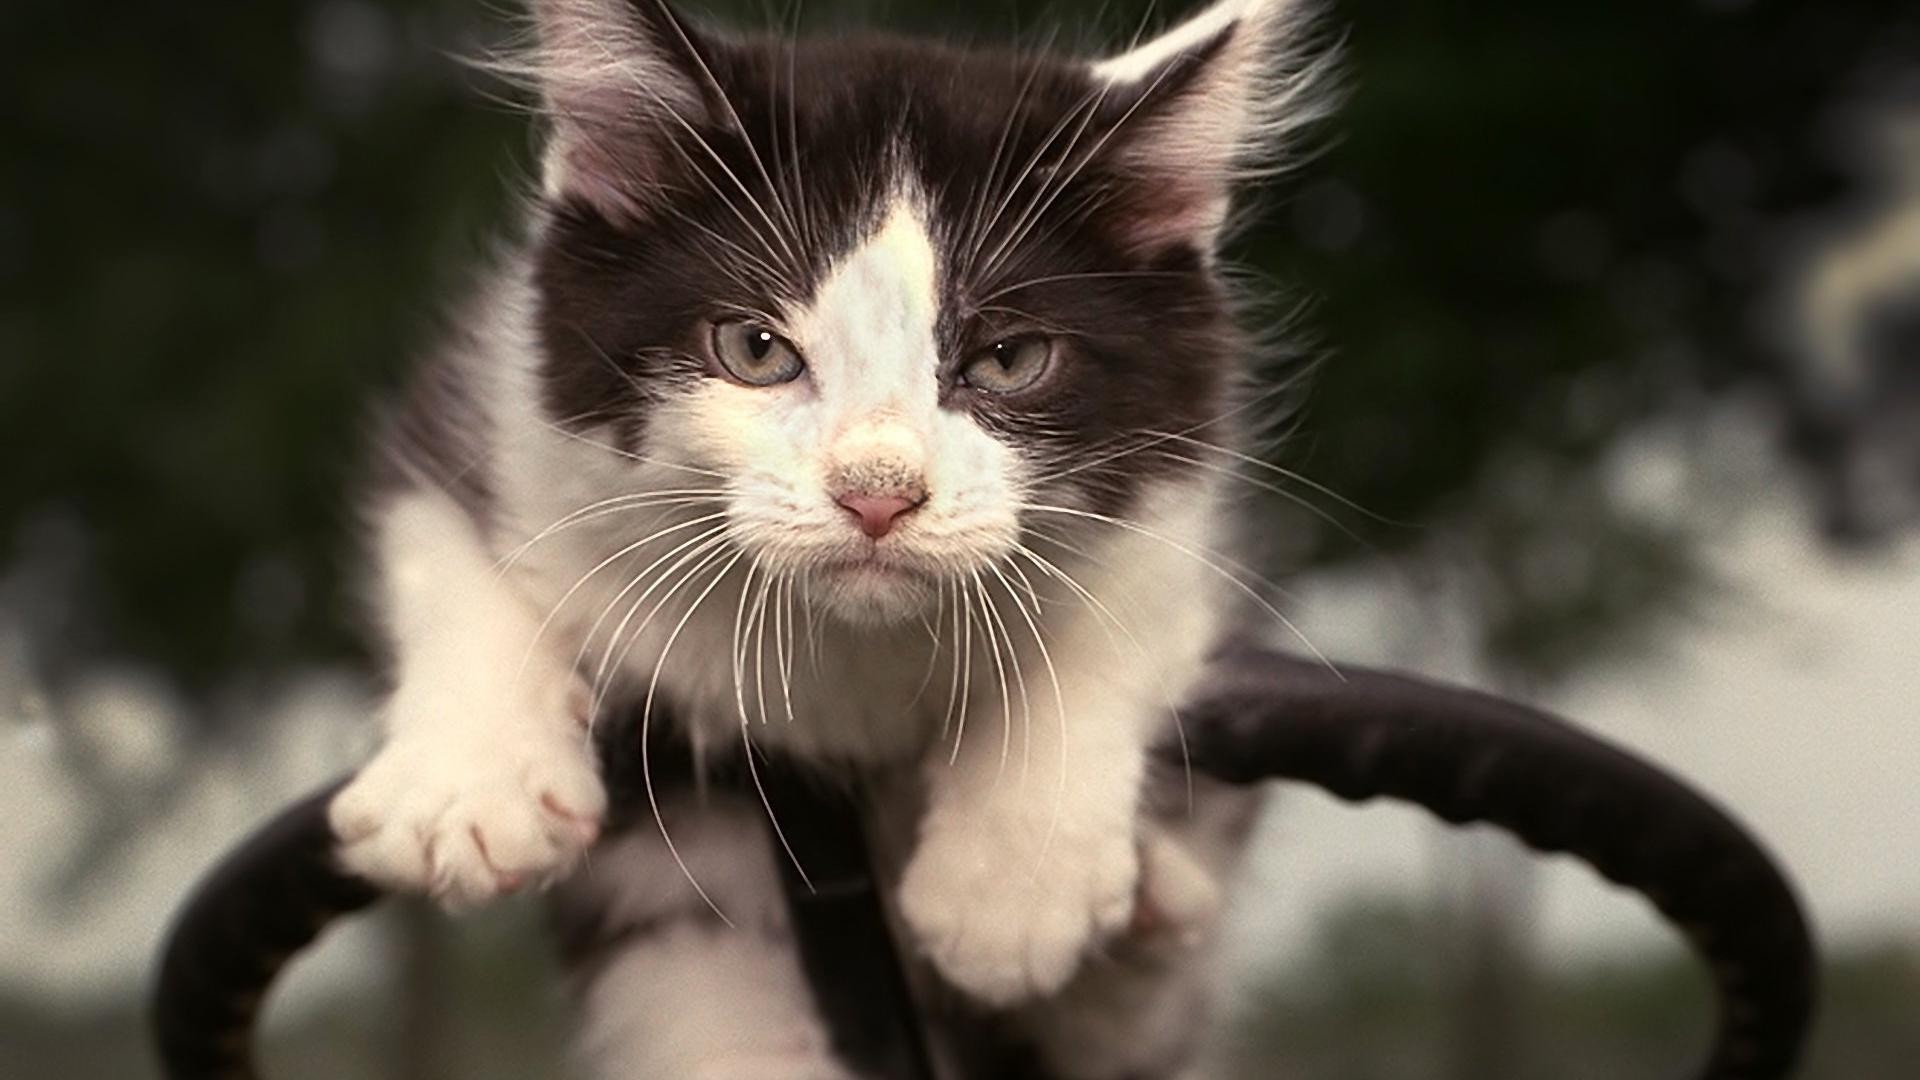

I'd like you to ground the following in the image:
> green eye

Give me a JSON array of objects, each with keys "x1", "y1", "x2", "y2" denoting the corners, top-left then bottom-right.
[
  {"x1": 711, "y1": 320, "x2": 805, "y2": 386},
  {"x1": 961, "y1": 336, "x2": 1054, "y2": 394}
]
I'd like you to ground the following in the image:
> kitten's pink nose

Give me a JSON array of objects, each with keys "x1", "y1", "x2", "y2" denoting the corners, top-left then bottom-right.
[{"x1": 836, "y1": 491, "x2": 924, "y2": 539}]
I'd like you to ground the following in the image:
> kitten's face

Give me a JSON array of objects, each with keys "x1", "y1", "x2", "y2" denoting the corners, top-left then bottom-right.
[{"x1": 528, "y1": 0, "x2": 1311, "y2": 624}]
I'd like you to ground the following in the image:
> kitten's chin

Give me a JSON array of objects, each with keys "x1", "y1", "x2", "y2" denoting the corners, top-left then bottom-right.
[{"x1": 811, "y1": 561, "x2": 937, "y2": 627}]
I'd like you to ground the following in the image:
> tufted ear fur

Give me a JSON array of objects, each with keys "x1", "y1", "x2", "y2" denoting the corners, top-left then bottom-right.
[
  {"x1": 518, "y1": 0, "x2": 718, "y2": 224},
  {"x1": 1093, "y1": 0, "x2": 1333, "y2": 251}
]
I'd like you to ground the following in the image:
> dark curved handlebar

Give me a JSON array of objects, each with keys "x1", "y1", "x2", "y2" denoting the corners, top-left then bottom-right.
[
  {"x1": 151, "y1": 647, "x2": 1817, "y2": 1079},
  {"x1": 1170, "y1": 644, "x2": 1816, "y2": 1079},
  {"x1": 152, "y1": 779, "x2": 378, "y2": 1079}
]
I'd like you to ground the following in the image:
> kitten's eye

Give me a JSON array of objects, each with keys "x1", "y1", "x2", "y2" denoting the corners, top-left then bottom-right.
[
  {"x1": 961, "y1": 336, "x2": 1054, "y2": 395},
  {"x1": 711, "y1": 320, "x2": 805, "y2": 387}
]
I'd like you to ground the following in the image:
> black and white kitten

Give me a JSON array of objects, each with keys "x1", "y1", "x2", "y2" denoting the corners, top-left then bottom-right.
[{"x1": 329, "y1": 1, "x2": 1327, "y2": 1075}]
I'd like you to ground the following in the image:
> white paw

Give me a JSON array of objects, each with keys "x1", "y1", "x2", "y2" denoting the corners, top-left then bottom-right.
[
  {"x1": 899, "y1": 821, "x2": 1138, "y2": 1007},
  {"x1": 330, "y1": 724, "x2": 606, "y2": 908}
]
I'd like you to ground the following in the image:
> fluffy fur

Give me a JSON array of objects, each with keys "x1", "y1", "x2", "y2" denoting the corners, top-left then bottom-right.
[{"x1": 330, "y1": 1, "x2": 1326, "y2": 1075}]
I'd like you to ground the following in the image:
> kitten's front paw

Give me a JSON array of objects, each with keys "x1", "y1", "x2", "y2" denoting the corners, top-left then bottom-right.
[
  {"x1": 330, "y1": 726, "x2": 605, "y2": 908},
  {"x1": 898, "y1": 821, "x2": 1137, "y2": 1007}
]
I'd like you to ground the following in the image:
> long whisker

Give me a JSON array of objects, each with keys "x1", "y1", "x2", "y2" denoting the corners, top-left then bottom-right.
[
  {"x1": 518, "y1": 513, "x2": 727, "y2": 691},
  {"x1": 801, "y1": 572, "x2": 823, "y2": 674},
  {"x1": 969, "y1": 570, "x2": 1016, "y2": 781},
  {"x1": 1027, "y1": 362, "x2": 1318, "y2": 490},
  {"x1": 773, "y1": 571, "x2": 797, "y2": 724},
  {"x1": 562, "y1": 519, "x2": 729, "y2": 695},
  {"x1": 1141, "y1": 447, "x2": 1377, "y2": 550},
  {"x1": 750, "y1": 566, "x2": 775, "y2": 726},
  {"x1": 940, "y1": 576, "x2": 965, "y2": 742},
  {"x1": 496, "y1": 491, "x2": 728, "y2": 573},
  {"x1": 741, "y1": 710, "x2": 813, "y2": 889},
  {"x1": 589, "y1": 531, "x2": 736, "y2": 716},
  {"x1": 1022, "y1": 502, "x2": 1342, "y2": 677},
  {"x1": 962, "y1": 37, "x2": 1057, "y2": 262},
  {"x1": 1011, "y1": 541, "x2": 1194, "y2": 813},
  {"x1": 723, "y1": 553, "x2": 814, "y2": 888},
  {"x1": 577, "y1": 27, "x2": 795, "y2": 278},
  {"x1": 780, "y1": 13, "x2": 815, "y2": 254},
  {"x1": 975, "y1": 47, "x2": 1195, "y2": 285},
  {"x1": 906, "y1": 578, "x2": 946, "y2": 711},
  {"x1": 531, "y1": 417, "x2": 729, "y2": 479},
  {"x1": 965, "y1": 82, "x2": 1106, "y2": 282},
  {"x1": 638, "y1": 547, "x2": 747, "y2": 924},
  {"x1": 974, "y1": 268, "x2": 1186, "y2": 305},
  {"x1": 730, "y1": 557, "x2": 761, "y2": 729},
  {"x1": 971, "y1": 569, "x2": 1056, "y2": 873},
  {"x1": 1140, "y1": 429, "x2": 1409, "y2": 527},
  {"x1": 948, "y1": 583, "x2": 977, "y2": 765},
  {"x1": 987, "y1": 562, "x2": 1054, "y2": 790},
  {"x1": 654, "y1": 4, "x2": 809, "y2": 271}
]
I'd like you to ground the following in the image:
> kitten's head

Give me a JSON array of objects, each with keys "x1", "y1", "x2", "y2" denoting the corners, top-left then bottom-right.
[{"x1": 522, "y1": 0, "x2": 1325, "y2": 624}]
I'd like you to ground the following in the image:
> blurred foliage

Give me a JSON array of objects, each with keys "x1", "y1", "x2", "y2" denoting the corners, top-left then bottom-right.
[
  {"x1": 3, "y1": 0, "x2": 1917, "y2": 691},
  {"x1": 1221, "y1": 897, "x2": 1920, "y2": 1080},
  {"x1": 3, "y1": 0, "x2": 527, "y2": 683}
]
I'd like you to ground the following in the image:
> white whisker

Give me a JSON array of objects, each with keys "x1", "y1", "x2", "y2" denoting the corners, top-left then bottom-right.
[
  {"x1": 638, "y1": 547, "x2": 747, "y2": 924},
  {"x1": 570, "y1": 521, "x2": 731, "y2": 701},
  {"x1": 750, "y1": 567, "x2": 775, "y2": 726},
  {"x1": 774, "y1": 572, "x2": 797, "y2": 724},
  {"x1": 589, "y1": 531, "x2": 736, "y2": 716},
  {"x1": 1023, "y1": 502, "x2": 1342, "y2": 677},
  {"x1": 987, "y1": 562, "x2": 1056, "y2": 792},
  {"x1": 519, "y1": 513, "x2": 727, "y2": 696},
  {"x1": 496, "y1": 490, "x2": 728, "y2": 574},
  {"x1": 948, "y1": 583, "x2": 977, "y2": 765},
  {"x1": 1011, "y1": 542, "x2": 1194, "y2": 812},
  {"x1": 970, "y1": 569, "x2": 1019, "y2": 782}
]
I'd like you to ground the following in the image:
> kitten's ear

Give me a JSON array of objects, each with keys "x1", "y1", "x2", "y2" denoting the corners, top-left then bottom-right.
[
  {"x1": 1093, "y1": 0, "x2": 1331, "y2": 251},
  {"x1": 525, "y1": 0, "x2": 715, "y2": 223}
]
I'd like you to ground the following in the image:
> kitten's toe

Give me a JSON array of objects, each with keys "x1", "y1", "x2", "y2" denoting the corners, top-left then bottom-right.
[
  {"x1": 432, "y1": 792, "x2": 555, "y2": 904},
  {"x1": 527, "y1": 751, "x2": 608, "y2": 837},
  {"x1": 329, "y1": 730, "x2": 605, "y2": 907},
  {"x1": 334, "y1": 799, "x2": 438, "y2": 888},
  {"x1": 332, "y1": 757, "x2": 444, "y2": 886}
]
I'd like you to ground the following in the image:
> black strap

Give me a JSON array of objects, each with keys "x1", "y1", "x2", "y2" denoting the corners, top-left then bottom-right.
[{"x1": 761, "y1": 759, "x2": 938, "y2": 1080}]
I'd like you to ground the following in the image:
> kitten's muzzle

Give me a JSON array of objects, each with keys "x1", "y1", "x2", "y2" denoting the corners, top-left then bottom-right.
[{"x1": 825, "y1": 428, "x2": 929, "y2": 539}]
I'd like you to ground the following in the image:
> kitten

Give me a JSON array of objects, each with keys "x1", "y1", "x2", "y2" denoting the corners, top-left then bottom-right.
[{"x1": 328, "y1": 0, "x2": 1328, "y2": 1076}]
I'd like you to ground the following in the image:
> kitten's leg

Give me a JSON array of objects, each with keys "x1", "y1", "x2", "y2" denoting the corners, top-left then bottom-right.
[
  {"x1": 1008, "y1": 778, "x2": 1265, "y2": 1080},
  {"x1": 897, "y1": 616, "x2": 1156, "y2": 1006},
  {"x1": 556, "y1": 798, "x2": 856, "y2": 1080},
  {"x1": 330, "y1": 487, "x2": 606, "y2": 905}
]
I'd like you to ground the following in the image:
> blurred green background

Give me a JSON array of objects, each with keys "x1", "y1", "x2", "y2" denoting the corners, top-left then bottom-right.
[{"x1": 3, "y1": 0, "x2": 1917, "y2": 1077}]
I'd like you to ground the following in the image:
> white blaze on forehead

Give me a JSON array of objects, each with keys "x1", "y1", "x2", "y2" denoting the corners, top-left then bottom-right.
[
  {"x1": 790, "y1": 187, "x2": 942, "y2": 417},
  {"x1": 861, "y1": 193, "x2": 940, "y2": 312}
]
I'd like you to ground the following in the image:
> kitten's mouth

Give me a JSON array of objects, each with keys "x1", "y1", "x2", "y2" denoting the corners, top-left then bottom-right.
[
  {"x1": 819, "y1": 552, "x2": 926, "y2": 584},
  {"x1": 808, "y1": 549, "x2": 940, "y2": 625}
]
